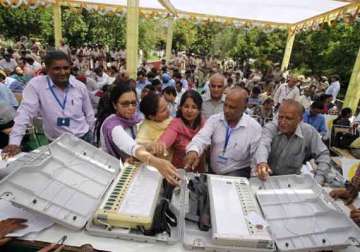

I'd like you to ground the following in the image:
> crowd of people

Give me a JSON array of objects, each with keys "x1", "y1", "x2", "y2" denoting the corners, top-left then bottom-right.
[{"x1": 0, "y1": 37, "x2": 359, "y2": 231}]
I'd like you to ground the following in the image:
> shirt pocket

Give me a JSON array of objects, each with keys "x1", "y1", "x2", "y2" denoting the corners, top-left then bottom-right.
[
  {"x1": 228, "y1": 142, "x2": 249, "y2": 162},
  {"x1": 68, "y1": 94, "x2": 84, "y2": 119},
  {"x1": 285, "y1": 151, "x2": 305, "y2": 174}
]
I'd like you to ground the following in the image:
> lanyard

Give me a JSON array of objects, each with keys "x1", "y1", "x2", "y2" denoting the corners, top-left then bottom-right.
[
  {"x1": 47, "y1": 77, "x2": 68, "y2": 111},
  {"x1": 223, "y1": 127, "x2": 232, "y2": 154}
]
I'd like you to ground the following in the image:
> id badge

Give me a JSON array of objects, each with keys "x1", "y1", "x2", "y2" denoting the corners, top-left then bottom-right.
[
  {"x1": 57, "y1": 117, "x2": 70, "y2": 126},
  {"x1": 216, "y1": 155, "x2": 228, "y2": 166}
]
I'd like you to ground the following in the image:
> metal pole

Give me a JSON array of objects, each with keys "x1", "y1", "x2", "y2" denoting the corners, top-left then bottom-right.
[
  {"x1": 281, "y1": 31, "x2": 295, "y2": 71},
  {"x1": 343, "y1": 47, "x2": 360, "y2": 112},
  {"x1": 126, "y1": 0, "x2": 139, "y2": 79}
]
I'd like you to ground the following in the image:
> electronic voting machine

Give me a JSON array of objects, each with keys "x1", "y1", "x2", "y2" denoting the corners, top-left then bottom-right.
[
  {"x1": 0, "y1": 134, "x2": 163, "y2": 232},
  {"x1": 93, "y1": 164, "x2": 162, "y2": 230},
  {"x1": 207, "y1": 174, "x2": 274, "y2": 249},
  {"x1": 183, "y1": 173, "x2": 360, "y2": 252}
]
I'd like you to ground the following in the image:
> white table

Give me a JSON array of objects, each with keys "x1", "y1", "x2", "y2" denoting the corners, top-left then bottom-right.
[{"x1": 20, "y1": 194, "x2": 360, "y2": 252}]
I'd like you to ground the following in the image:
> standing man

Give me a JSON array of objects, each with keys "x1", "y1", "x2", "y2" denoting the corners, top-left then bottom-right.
[
  {"x1": 3, "y1": 50, "x2": 95, "y2": 156},
  {"x1": 202, "y1": 73, "x2": 226, "y2": 119},
  {"x1": 325, "y1": 75, "x2": 341, "y2": 103},
  {"x1": 255, "y1": 99, "x2": 330, "y2": 184},
  {"x1": 185, "y1": 87, "x2": 261, "y2": 178},
  {"x1": 273, "y1": 75, "x2": 300, "y2": 107}
]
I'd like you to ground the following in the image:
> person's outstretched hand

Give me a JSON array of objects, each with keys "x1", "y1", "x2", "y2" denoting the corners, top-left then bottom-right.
[
  {"x1": 152, "y1": 157, "x2": 181, "y2": 186},
  {"x1": 184, "y1": 151, "x2": 200, "y2": 171},
  {"x1": 0, "y1": 218, "x2": 28, "y2": 246},
  {"x1": 0, "y1": 218, "x2": 28, "y2": 238},
  {"x1": 2, "y1": 145, "x2": 21, "y2": 159},
  {"x1": 256, "y1": 162, "x2": 272, "y2": 181}
]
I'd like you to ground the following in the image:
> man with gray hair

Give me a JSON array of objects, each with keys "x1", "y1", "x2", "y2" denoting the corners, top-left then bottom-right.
[
  {"x1": 254, "y1": 99, "x2": 331, "y2": 184},
  {"x1": 201, "y1": 73, "x2": 226, "y2": 119}
]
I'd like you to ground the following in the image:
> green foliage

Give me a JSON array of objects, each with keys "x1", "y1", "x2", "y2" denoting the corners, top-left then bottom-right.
[
  {"x1": 0, "y1": 7, "x2": 51, "y2": 41},
  {"x1": 173, "y1": 19, "x2": 197, "y2": 52},
  {"x1": 291, "y1": 21, "x2": 360, "y2": 92},
  {"x1": 138, "y1": 18, "x2": 165, "y2": 58}
]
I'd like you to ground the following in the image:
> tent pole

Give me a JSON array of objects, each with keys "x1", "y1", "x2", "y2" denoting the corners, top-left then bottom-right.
[
  {"x1": 126, "y1": 0, "x2": 139, "y2": 79},
  {"x1": 343, "y1": 47, "x2": 360, "y2": 113},
  {"x1": 165, "y1": 18, "x2": 174, "y2": 63},
  {"x1": 281, "y1": 30, "x2": 295, "y2": 71},
  {"x1": 53, "y1": 3, "x2": 62, "y2": 49}
]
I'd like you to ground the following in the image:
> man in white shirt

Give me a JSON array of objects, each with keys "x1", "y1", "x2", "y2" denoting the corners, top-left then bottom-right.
[
  {"x1": 325, "y1": 75, "x2": 341, "y2": 103},
  {"x1": 273, "y1": 75, "x2": 300, "y2": 107},
  {"x1": 185, "y1": 87, "x2": 262, "y2": 178}
]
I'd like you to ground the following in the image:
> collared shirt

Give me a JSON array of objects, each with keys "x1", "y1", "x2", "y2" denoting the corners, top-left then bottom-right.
[
  {"x1": 303, "y1": 111, "x2": 326, "y2": 136},
  {"x1": 254, "y1": 121, "x2": 330, "y2": 183},
  {"x1": 9, "y1": 75, "x2": 95, "y2": 145},
  {"x1": 325, "y1": 81, "x2": 340, "y2": 102},
  {"x1": 201, "y1": 94, "x2": 225, "y2": 119},
  {"x1": 273, "y1": 83, "x2": 300, "y2": 105},
  {"x1": 186, "y1": 113, "x2": 262, "y2": 174}
]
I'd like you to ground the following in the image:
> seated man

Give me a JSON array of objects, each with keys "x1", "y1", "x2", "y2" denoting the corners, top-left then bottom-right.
[
  {"x1": 185, "y1": 87, "x2": 261, "y2": 178},
  {"x1": 255, "y1": 99, "x2": 331, "y2": 184},
  {"x1": 303, "y1": 101, "x2": 327, "y2": 137}
]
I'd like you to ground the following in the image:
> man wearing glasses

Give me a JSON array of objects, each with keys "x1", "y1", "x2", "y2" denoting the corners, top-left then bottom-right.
[{"x1": 3, "y1": 50, "x2": 95, "y2": 157}]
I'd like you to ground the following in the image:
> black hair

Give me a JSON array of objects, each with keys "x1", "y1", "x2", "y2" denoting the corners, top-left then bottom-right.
[
  {"x1": 252, "y1": 86, "x2": 261, "y2": 95},
  {"x1": 137, "y1": 70, "x2": 145, "y2": 77},
  {"x1": 151, "y1": 78, "x2": 161, "y2": 87},
  {"x1": 340, "y1": 107, "x2": 352, "y2": 117},
  {"x1": 94, "y1": 83, "x2": 136, "y2": 145},
  {"x1": 331, "y1": 75, "x2": 340, "y2": 81},
  {"x1": 162, "y1": 86, "x2": 177, "y2": 97},
  {"x1": 176, "y1": 90, "x2": 203, "y2": 129},
  {"x1": 147, "y1": 71, "x2": 155, "y2": 80},
  {"x1": 311, "y1": 101, "x2": 324, "y2": 110},
  {"x1": 94, "y1": 66, "x2": 103, "y2": 74},
  {"x1": 25, "y1": 57, "x2": 34, "y2": 65},
  {"x1": 143, "y1": 84, "x2": 155, "y2": 92},
  {"x1": 318, "y1": 94, "x2": 333, "y2": 102},
  {"x1": 139, "y1": 92, "x2": 161, "y2": 120},
  {"x1": 173, "y1": 72, "x2": 182, "y2": 79},
  {"x1": 44, "y1": 50, "x2": 70, "y2": 67},
  {"x1": 175, "y1": 80, "x2": 183, "y2": 88}
]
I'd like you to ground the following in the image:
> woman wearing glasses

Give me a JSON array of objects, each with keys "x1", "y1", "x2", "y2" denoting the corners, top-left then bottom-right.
[{"x1": 95, "y1": 81, "x2": 180, "y2": 185}]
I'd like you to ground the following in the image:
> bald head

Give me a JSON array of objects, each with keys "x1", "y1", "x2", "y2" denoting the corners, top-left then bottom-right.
[
  {"x1": 209, "y1": 73, "x2": 226, "y2": 101},
  {"x1": 227, "y1": 87, "x2": 249, "y2": 101},
  {"x1": 224, "y1": 87, "x2": 249, "y2": 127}
]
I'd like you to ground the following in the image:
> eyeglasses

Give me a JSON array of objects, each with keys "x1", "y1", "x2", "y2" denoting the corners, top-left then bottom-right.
[{"x1": 118, "y1": 100, "x2": 137, "y2": 108}]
